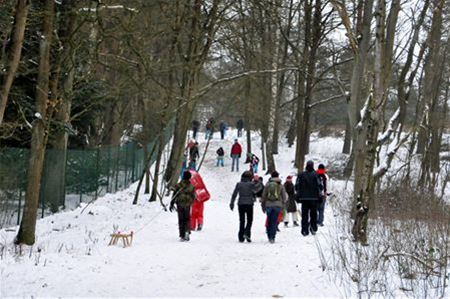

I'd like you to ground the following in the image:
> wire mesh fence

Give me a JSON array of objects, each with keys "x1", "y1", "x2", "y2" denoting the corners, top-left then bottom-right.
[{"x1": 0, "y1": 119, "x2": 174, "y2": 229}]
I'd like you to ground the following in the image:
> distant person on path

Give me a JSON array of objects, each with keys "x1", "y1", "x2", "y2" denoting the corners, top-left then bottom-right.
[
  {"x1": 230, "y1": 139, "x2": 242, "y2": 172},
  {"x1": 230, "y1": 170, "x2": 256, "y2": 242},
  {"x1": 316, "y1": 164, "x2": 328, "y2": 227},
  {"x1": 216, "y1": 146, "x2": 225, "y2": 167},
  {"x1": 250, "y1": 154, "x2": 260, "y2": 173},
  {"x1": 283, "y1": 175, "x2": 299, "y2": 227},
  {"x1": 205, "y1": 117, "x2": 215, "y2": 139},
  {"x1": 192, "y1": 119, "x2": 200, "y2": 139},
  {"x1": 170, "y1": 171, "x2": 196, "y2": 241},
  {"x1": 237, "y1": 119, "x2": 244, "y2": 137},
  {"x1": 295, "y1": 160, "x2": 323, "y2": 236},
  {"x1": 219, "y1": 120, "x2": 227, "y2": 140},
  {"x1": 189, "y1": 141, "x2": 200, "y2": 170},
  {"x1": 261, "y1": 171, "x2": 286, "y2": 243}
]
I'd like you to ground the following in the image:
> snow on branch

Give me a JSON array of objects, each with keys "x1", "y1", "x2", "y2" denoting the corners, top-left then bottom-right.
[
  {"x1": 373, "y1": 133, "x2": 410, "y2": 180},
  {"x1": 355, "y1": 91, "x2": 372, "y2": 130},
  {"x1": 377, "y1": 108, "x2": 400, "y2": 146},
  {"x1": 308, "y1": 93, "x2": 347, "y2": 109},
  {"x1": 80, "y1": 5, "x2": 138, "y2": 13}
]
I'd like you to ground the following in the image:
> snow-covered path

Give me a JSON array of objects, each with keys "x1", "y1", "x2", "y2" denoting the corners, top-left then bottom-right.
[{"x1": 1, "y1": 131, "x2": 344, "y2": 297}]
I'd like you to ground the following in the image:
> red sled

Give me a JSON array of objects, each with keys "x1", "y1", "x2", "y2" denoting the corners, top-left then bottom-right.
[{"x1": 188, "y1": 170, "x2": 210, "y2": 202}]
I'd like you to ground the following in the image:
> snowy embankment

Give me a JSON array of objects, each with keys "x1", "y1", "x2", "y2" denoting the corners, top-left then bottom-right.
[{"x1": 0, "y1": 131, "x2": 346, "y2": 297}]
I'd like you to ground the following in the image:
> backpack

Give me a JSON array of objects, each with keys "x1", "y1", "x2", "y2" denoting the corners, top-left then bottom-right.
[{"x1": 266, "y1": 181, "x2": 281, "y2": 201}]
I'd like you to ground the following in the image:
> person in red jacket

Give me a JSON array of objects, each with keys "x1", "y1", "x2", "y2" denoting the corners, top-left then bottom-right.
[
  {"x1": 230, "y1": 139, "x2": 242, "y2": 172},
  {"x1": 189, "y1": 170, "x2": 210, "y2": 231}
]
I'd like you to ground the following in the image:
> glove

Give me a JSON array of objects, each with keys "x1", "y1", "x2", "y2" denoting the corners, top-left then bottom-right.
[{"x1": 229, "y1": 203, "x2": 234, "y2": 211}]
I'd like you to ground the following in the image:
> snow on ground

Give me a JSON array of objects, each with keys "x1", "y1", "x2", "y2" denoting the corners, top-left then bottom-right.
[{"x1": 0, "y1": 130, "x2": 346, "y2": 297}]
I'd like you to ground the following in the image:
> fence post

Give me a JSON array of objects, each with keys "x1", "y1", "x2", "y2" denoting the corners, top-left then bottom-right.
[
  {"x1": 106, "y1": 147, "x2": 111, "y2": 193},
  {"x1": 115, "y1": 147, "x2": 119, "y2": 191},
  {"x1": 124, "y1": 143, "x2": 129, "y2": 187},
  {"x1": 95, "y1": 147, "x2": 100, "y2": 199},
  {"x1": 131, "y1": 142, "x2": 136, "y2": 182},
  {"x1": 17, "y1": 189, "x2": 22, "y2": 225}
]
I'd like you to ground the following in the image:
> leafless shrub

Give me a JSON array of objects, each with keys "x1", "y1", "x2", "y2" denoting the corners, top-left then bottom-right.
[{"x1": 319, "y1": 184, "x2": 449, "y2": 297}]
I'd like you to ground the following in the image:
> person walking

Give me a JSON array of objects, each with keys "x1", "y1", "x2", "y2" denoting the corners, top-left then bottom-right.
[
  {"x1": 295, "y1": 160, "x2": 322, "y2": 236},
  {"x1": 237, "y1": 119, "x2": 244, "y2": 137},
  {"x1": 169, "y1": 171, "x2": 196, "y2": 241},
  {"x1": 216, "y1": 146, "x2": 225, "y2": 167},
  {"x1": 230, "y1": 171, "x2": 256, "y2": 242},
  {"x1": 230, "y1": 139, "x2": 242, "y2": 172},
  {"x1": 261, "y1": 171, "x2": 286, "y2": 243},
  {"x1": 192, "y1": 119, "x2": 200, "y2": 139},
  {"x1": 219, "y1": 120, "x2": 227, "y2": 140},
  {"x1": 205, "y1": 117, "x2": 214, "y2": 139},
  {"x1": 250, "y1": 154, "x2": 260, "y2": 173},
  {"x1": 316, "y1": 164, "x2": 328, "y2": 227},
  {"x1": 283, "y1": 175, "x2": 299, "y2": 227},
  {"x1": 188, "y1": 142, "x2": 200, "y2": 170}
]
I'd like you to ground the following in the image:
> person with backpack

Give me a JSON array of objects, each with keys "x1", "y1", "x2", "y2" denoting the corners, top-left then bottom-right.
[
  {"x1": 169, "y1": 171, "x2": 196, "y2": 241},
  {"x1": 283, "y1": 175, "x2": 299, "y2": 227},
  {"x1": 253, "y1": 174, "x2": 264, "y2": 202},
  {"x1": 261, "y1": 171, "x2": 286, "y2": 243},
  {"x1": 216, "y1": 146, "x2": 225, "y2": 167},
  {"x1": 229, "y1": 170, "x2": 256, "y2": 243},
  {"x1": 230, "y1": 139, "x2": 242, "y2": 172},
  {"x1": 316, "y1": 164, "x2": 328, "y2": 227},
  {"x1": 295, "y1": 160, "x2": 323, "y2": 236}
]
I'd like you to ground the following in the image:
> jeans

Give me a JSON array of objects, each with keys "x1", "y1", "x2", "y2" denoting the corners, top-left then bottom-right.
[
  {"x1": 231, "y1": 155, "x2": 240, "y2": 172},
  {"x1": 317, "y1": 202, "x2": 325, "y2": 225},
  {"x1": 216, "y1": 156, "x2": 224, "y2": 167},
  {"x1": 266, "y1": 206, "x2": 282, "y2": 240},
  {"x1": 188, "y1": 160, "x2": 196, "y2": 170},
  {"x1": 252, "y1": 164, "x2": 258, "y2": 173},
  {"x1": 192, "y1": 128, "x2": 198, "y2": 139},
  {"x1": 238, "y1": 204, "x2": 253, "y2": 241},
  {"x1": 301, "y1": 201, "x2": 318, "y2": 235}
]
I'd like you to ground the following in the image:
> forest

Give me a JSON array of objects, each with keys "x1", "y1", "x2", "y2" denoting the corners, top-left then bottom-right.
[{"x1": 0, "y1": 0, "x2": 449, "y2": 297}]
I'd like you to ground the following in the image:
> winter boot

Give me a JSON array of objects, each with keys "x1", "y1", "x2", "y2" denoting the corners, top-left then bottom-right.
[
  {"x1": 284, "y1": 222, "x2": 288, "y2": 227},
  {"x1": 293, "y1": 221, "x2": 299, "y2": 227},
  {"x1": 310, "y1": 227, "x2": 317, "y2": 235},
  {"x1": 269, "y1": 238, "x2": 275, "y2": 244},
  {"x1": 184, "y1": 232, "x2": 190, "y2": 241},
  {"x1": 244, "y1": 235, "x2": 252, "y2": 243},
  {"x1": 197, "y1": 224, "x2": 203, "y2": 231}
]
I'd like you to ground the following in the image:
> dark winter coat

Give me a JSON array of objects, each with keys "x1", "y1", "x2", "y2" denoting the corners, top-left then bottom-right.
[
  {"x1": 189, "y1": 145, "x2": 200, "y2": 162},
  {"x1": 192, "y1": 120, "x2": 200, "y2": 129},
  {"x1": 216, "y1": 147, "x2": 225, "y2": 157},
  {"x1": 254, "y1": 180, "x2": 264, "y2": 197},
  {"x1": 284, "y1": 181, "x2": 297, "y2": 212},
  {"x1": 261, "y1": 178, "x2": 286, "y2": 210},
  {"x1": 237, "y1": 119, "x2": 244, "y2": 130},
  {"x1": 295, "y1": 170, "x2": 322, "y2": 202},
  {"x1": 230, "y1": 176, "x2": 256, "y2": 206},
  {"x1": 171, "y1": 180, "x2": 196, "y2": 208}
]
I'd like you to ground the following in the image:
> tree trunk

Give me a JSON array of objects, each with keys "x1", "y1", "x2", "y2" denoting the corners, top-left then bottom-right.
[
  {"x1": 0, "y1": 0, "x2": 30, "y2": 126},
  {"x1": 342, "y1": 115, "x2": 351, "y2": 154},
  {"x1": 44, "y1": 0, "x2": 78, "y2": 212},
  {"x1": 16, "y1": 0, "x2": 54, "y2": 245}
]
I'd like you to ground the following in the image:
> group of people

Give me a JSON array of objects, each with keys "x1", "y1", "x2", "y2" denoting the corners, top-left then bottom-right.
[
  {"x1": 216, "y1": 139, "x2": 259, "y2": 173},
  {"x1": 192, "y1": 118, "x2": 244, "y2": 141},
  {"x1": 170, "y1": 158, "x2": 328, "y2": 243},
  {"x1": 229, "y1": 160, "x2": 328, "y2": 243}
]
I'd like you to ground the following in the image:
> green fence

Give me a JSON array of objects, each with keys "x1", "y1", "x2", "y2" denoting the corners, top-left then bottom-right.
[{"x1": 0, "y1": 119, "x2": 174, "y2": 228}]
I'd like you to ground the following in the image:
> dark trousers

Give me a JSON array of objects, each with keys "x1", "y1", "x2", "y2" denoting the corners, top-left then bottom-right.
[
  {"x1": 266, "y1": 206, "x2": 282, "y2": 240},
  {"x1": 177, "y1": 206, "x2": 191, "y2": 238},
  {"x1": 301, "y1": 201, "x2": 318, "y2": 235},
  {"x1": 192, "y1": 128, "x2": 198, "y2": 139},
  {"x1": 220, "y1": 129, "x2": 225, "y2": 139},
  {"x1": 238, "y1": 204, "x2": 253, "y2": 240}
]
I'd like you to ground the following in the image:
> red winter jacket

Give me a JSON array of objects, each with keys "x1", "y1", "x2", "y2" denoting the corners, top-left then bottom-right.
[{"x1": 231, "y1": 143, "x2": 242, "y2": 156}]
